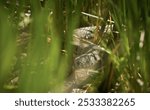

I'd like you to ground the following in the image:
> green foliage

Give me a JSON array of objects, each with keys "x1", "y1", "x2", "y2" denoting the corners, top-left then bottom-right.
[
  {"x1": 0, "y1": 0, "x2": 81, "y2": 92},
  {"x1": 0, "y1": 6, "x2": 17, "y2": 92},
  {"x1": 108, "y1": 0, "x2": 150, "y2": 92},
  {"x1": 0, "y1": 0, "x2": 150, "y2": 92}
]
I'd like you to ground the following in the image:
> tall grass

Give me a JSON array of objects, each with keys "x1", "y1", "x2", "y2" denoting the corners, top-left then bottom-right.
[
  {"x1": 0, "y1": 0, "x2": 81, "y2": 92},
  {"x1": 18, "y1": 0, "x2": 82, "y2": 92},
  {"x1": 106, "y1": 0, "x2": 150, "y2": 92},
  {"x1": 0, "y1": 0, "x2": 150, "y2": 92},
  {"x1": 0, "y1": 6, "x2": 17, "y2": 92}
]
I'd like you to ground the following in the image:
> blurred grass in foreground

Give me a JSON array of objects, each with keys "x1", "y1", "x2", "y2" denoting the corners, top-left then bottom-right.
[
  {"x1": 18, "y1": 0, "x2": 81, "y2": 92},
  {"x1": 0, "y1": 0, "x2": 150, "y2": 92},
  {"x1": 0, "y1": 0, "x2": 81, "y2": 92},
  {"x1": 0, "y1": 6, "x2": 17, "y2": 92}
]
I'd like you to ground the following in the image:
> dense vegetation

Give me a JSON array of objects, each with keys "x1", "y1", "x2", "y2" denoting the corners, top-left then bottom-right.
[{"x1": 0, "y1": 0, "x2": 150, "y2": 92}]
